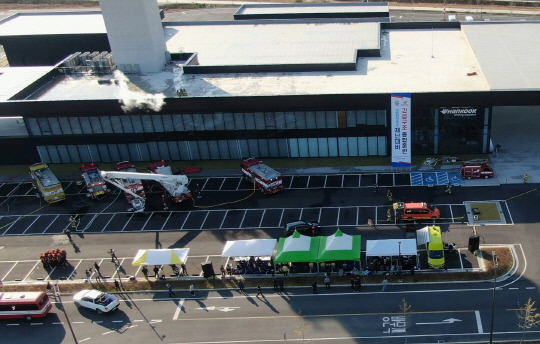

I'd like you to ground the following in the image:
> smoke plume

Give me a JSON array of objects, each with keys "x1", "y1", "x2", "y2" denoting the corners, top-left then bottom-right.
[{"x1": 114, "y1": 70, "x2": 166, "y2": 112}]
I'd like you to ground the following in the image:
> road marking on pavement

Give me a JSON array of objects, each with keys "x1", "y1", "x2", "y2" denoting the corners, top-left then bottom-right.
[
  {"x1": 125, "y1": 325, "x2": 138, "y2": 329},
  {"x1": 150, "y1": 319, "x2": 162, "y2": 323},
  {"x1": 112, "y1": 320, "x2": 124, "y2": 323},
  {"x1": 73, "y1": 321, "x2": 85, "y2": 324},
  {"x1": 526, "y1": 287, "x2": 536, "y2": 290},
  {"x1": 22, "y1": 260, "x2": 40, "y2": 281},
  {"x1": 195, "y1": 305, "x2": 241, "y2": 312},
  {"x1": 173, "y1": 298, "x2": 185, "y2": 320},
  {"x1": 102, "y1": 330, "x2": 115, "y2": 335},
  {"x1": 508, "y1": 287, "x2": 519, "y2": 290},
  {"x1": 79, "y1": 338, "x2": 91, "y2": 342},
  {"x1": 133, "y1": 319, "x2": 144, "y2": 322},
  {"x1": 7, "y1": 324, "x2": 19, "y2": 326},
  {"x1": 30, "y1": 322, "x2": 43, "y2": 325},
  {"x1": 53, "y1": 322, "x2": 64, "y2": 325},
  {"x1": 416, "y1": 318, "x2": 461, "y2": 325},
  {"x1": 475, "y1": 310, "x2": 483, "y2": 333},
  {"x1": 93, "y1": 321, "x2": 103, "y2": 324}
]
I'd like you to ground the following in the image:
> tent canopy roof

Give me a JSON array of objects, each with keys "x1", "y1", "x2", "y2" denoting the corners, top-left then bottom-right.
[
  {"x1": 317, "y1": 229, "x2": 361, "y2": 262},
  {"x1": 274, "y1": 231, "x2": 319, "y2": 263},
  {"x1": 221, "y1": 239, "x2": 277, "y2": 257},
  {"x1": 366, "y1": 239, "x2": 416, "y2": 257},
  {"x1": 132, "y1": 248, "x2": 190, "y2": 266}
]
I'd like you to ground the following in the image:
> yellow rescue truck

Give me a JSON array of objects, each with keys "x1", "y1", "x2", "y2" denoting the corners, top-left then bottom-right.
[
  {"x1": 29, "y1": 163, "x2": 66, "y2": 204},
  {"x1": 427, "y1": 226, "x2": 445, "y2": 269}
]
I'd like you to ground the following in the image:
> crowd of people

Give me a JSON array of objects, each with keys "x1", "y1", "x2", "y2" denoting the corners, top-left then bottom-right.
[
  {"x1": 366, "y1": 255, "x2": 416, "y2": 274},
  {"x1": 40, "y1": 249, "x2": 67, "y2": 269}
]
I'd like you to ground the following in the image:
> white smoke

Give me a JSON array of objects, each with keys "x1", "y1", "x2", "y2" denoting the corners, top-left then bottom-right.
[{"x1": 114, "y1": 70, "x2": 166, "y2": 112}]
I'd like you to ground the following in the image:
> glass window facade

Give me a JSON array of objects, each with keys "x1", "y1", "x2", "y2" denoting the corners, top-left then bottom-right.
[{"x1": 30, "y1": 109, "x2": 388, "y2": 163}]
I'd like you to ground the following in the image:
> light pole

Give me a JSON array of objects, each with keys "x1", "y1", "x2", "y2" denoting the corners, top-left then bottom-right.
[
  {"x1": 398, "y1": 241, "x2": 402, "y2": 274},
  {"x1": 55, "y1": 280, "x2": 79, "y2": 344},
  {"x1": 489, "y1": 251, "x2": 498, "y2": 344}
]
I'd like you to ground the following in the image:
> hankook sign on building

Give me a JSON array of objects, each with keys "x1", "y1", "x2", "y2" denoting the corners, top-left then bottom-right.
[
  {"x1": 391, "y1": 93, "x2": 411, "y2": 168},
  {"x1": 440, "y1": 107, "x2": 479, "y2": 117}
]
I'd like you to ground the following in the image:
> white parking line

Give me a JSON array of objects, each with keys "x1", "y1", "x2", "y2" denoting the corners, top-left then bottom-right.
[
  {"x1": 69, "y1": 259, "x2": 84, "y2": 280},
  {"x1": 79, "y1": 338, "x2": 91, "y2": 342},
  {"x1": 22, "y1": 215, "x2": 41, "y2": 235},
  {"x1": 475, "y1": 310, "x2": 483, "y2": 333},
  {"x1": 336, "y1": 208, "x2": 340, "y2": 226},
  {"x1": 45, "y1": 266, "x2": 57, "y2": 282},
  {"x1": 239, "y1": 211, "x2": 247, "y2": 228},
  {"x1": 306, "y1": 175, "x2": 311, "y2": 188},
  {"x1": 356, "y1": 206, "x2": 359, "y2": 225},
  {"x1": 141, "y1": 213, "x2": 154, "y2": 231},
  {"x1": 323, "y1": 175, "x2": 328, "y2": 188},
  {"x1": 42, "y1": 214, "x2": 59, "y2": 233},
  {"x1": 340, "y1": 175, "x2": 344, "y2": 188},
  {"x1": 258, "y1": 209, "x2": 266, "y2": 228},
  {"x1": 298, "y1": 208, "x2": 304, "y2": 221},
  {"x1": 173, "y1": 298, "x2": 186, "y2": 320},
  {"x1": 218, "y1": 178, "x2": 226, "y2": 190},
  {"x1": 120, "y1": 213, "x2": 134, "y2": 231},
  {"x1": 180, "y1": 212, "x2": 191, "y2": 230},
  {"x1": 278, "y1": 209, "x2": 284, "y2": 228},
  {"x1": 6, "y1": 183, "x2": 21, "y2": 197},
  {"x1": 219, "y1": 210, "x2": 228, "y2": 229},
  {"x1": 317, "y1": 208, "x2": 322, "y2": 223},
  {"x1": 449, "y1": 205, "x2": 455, "y2": 223},
  {"x1": 200, "y1": 211, "x2": 211, "y2": 229},
  {"x1": 22, "y1": 260, "x2": 40, "y2": 281},
  {"x1": 30, "y1": 322, "x2": 43, "y2": 326},
  {"x1": 287, "y1": 176, "x2": 294, "y2": 189},
  {"x1": 235, "y1": 177, "x2": 243, "y2": 190},
  {"x1": 102, "y1": 213, "x2": 116, "y2": 232},
  {"x1": 161, "y1": 212, "x2": 172, "y2": 230}
]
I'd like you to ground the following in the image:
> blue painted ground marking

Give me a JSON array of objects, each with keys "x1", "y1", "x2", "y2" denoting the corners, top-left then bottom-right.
[
  {"x1": 411, "y1": 172, "x2": 423, "y2": 186},
  {"x1": 422, "y1": 173, "x2": 437, "y2": 186}
]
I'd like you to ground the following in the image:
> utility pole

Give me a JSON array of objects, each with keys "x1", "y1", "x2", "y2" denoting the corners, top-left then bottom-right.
[
  {"x1": 489, "y1": 251, "x2": 498, "y2": 344},
  {"x1": 55, "y1": 281, "x2": 79, "y2": 344}
]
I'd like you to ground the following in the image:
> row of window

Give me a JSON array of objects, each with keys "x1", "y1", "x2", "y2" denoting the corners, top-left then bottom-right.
[
  {"x1": 37, "y1": 136, "x2": 387, "y2": 164},
  {"x1": 26, "y1": 110, "x2": 387, "y2": 136}
]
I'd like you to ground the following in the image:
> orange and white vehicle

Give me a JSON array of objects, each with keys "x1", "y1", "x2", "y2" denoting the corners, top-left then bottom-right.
[
  {"x1": 394, "y1": 202, "x2": 440, "y2": 221},
  {"x1": 461, "y1": 161, "x2": 494, "y2": 179},
  {"x1": 241, "y1": 158, "x2": 283, "y2": 194},
  {"x1": 112, "y1": 161, "x2": 146, "y2": 212},
  {"x1": 0, "y1": 291, "x2": 52, "y2": 320},
  {"x1": 147, "y1": 160, "x2": 192, "y2": 203},
  {"x1": 80, "y1": 163, "x2": 109, "y2": 199}
]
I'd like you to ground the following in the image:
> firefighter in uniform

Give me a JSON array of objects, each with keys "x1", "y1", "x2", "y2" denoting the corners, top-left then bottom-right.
[
  {"x1": 445, "y1": 183, "x2": 453, "y2": 194},
  {"x1": 386, "y1": 189, "x2": 393, "y2": 202},
  {"x1": 387, "y1": 208, "x2": 392, "y2": 222},
  {"x1": 69, "y1": 215, "x2": 78, "y2": 230}
]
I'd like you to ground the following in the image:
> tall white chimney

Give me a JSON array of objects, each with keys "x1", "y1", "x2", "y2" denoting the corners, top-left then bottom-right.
[{"x1": 99, "y1": 0, "x2": 169, "y2": 73}]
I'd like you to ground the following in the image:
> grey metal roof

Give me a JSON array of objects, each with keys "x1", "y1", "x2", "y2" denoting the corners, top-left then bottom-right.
[
  {"x1": 236, "y1": 3, "x2": 389, "y2": 15},
  {"x1": 165, "y1": 22, "x2": 380, "y2": 67},
  {"x1": 0, "y1": 12, "x2": 105, "y2": 36},
  {"x1": 462, "y1": 22, "x2": 540, "y2": 91}
]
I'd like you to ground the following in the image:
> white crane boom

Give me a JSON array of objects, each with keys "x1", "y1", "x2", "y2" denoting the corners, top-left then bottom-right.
[{"x1": 100, "y1": 170, "x2": 191, "y2": 200}]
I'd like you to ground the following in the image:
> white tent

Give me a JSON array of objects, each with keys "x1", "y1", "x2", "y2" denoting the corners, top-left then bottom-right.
[
  {"x1": 416, "y1": 226, "x2": 430, "y2": 246},
  {"x1": 221, "y1": 239, "x2": 277, "y2": 257},
  {"x1": 132, "y1": 248, "x2": 190, "y2": 266},
  {"x1": 365, "y1": 239, "x2": 417, "y2": 257}
]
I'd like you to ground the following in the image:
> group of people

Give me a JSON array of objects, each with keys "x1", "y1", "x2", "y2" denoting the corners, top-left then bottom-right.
[
  {"x1": 231, "y1": 256, "x2": 274, "y2": 275},
  {"x1": 367, "y1": 256, "x2": 416, "y2": 275},
  {"x1": 40, "y1": 249, "x2": 67, "y2": 269}
]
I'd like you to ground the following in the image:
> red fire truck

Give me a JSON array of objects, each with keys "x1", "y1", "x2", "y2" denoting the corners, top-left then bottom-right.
[
  {"x1": 460, "y1": 161, "x2": 494, "y2": 179},
  {"x1": 241, "y1": 158, "x2": 283, "y2": 194},
  {"x1": 80, "y1": 163, "x2": 109, "y2": 199}
]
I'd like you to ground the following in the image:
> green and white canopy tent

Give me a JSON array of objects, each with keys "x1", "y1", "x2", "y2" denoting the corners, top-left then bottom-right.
[
  {"x1": 274, "y1": 231, "x2": 319, "y2": 263},
  {"x1": 132, "y1": 248, "x2": 190, "y2": 266},
  {"x1": 317, "y1": 229, "x2": 361, "y2": 262}
]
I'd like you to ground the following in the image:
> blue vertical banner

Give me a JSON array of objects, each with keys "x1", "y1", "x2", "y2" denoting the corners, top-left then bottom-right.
[{"x1": 391, "y1": 93, "x2": 411, "y2": 167}]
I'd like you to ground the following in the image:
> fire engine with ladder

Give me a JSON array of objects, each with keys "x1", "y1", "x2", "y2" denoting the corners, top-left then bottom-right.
[
  {"x1": 100, "y1": 162, "x2": 191, "y2": 212},
  {"x1": 241, "y1": 158, "x2": 283, "y2": 194},
  {"x1": 110, "y1": 161, "x2": 146, "y2": 212},
  {"x1": 147, "y1": 160, "x2": 192, "y2": 203},
  {"x1": 80, "y1": 163, "x2": 110, "y2": 199}
]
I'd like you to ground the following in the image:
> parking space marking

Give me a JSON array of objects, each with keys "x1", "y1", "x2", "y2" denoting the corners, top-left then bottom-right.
[
  {"x1": 336, "y1": 208, "x2": 340, "y2": 226},
  {"x1": 42, "y1": 215, "x2": 59, "y2": 233},
  {"x1": 120, "y1": 213, "x2": 134, "y2": 232},
  {"x1": 69, "y1": 259, "x2": 84, "y2": 280},
  {"x1": 278, "y1": 209, "x2": 285, "y2": 228},
  {"x1": 44, "y1": 266, "x2": 57, "y2": 281},
  {"x1": 258, "y1": 210, "x2": 266, "y2": 228},
  {"x1": 141, "y1": 213, "x2": 154, "y2": 231},
  {"x1": 102, "y1": 213, "x2": 116, "y2": 232},
  {"x1": 161, "y1": 212, "x2": 172, "y2": 231},
  {"x1": 340, "y1": 175, "x2": 344, "y2": 188},
  {"x1": 22, "y1": 260, "x2": 40, "y2": 281},
  {"x1": 323, "y1": 175, "x2": 328, "y2": 188},
  {"x1": 180, "y1": 212, "x2": 191, "y2": 230},
  {"x1": 219, "y1": 178, "x2": 226, "y2": 190},
  {"x1": 449, "y1": 205, "x2": 455, "y2": 223},
  {"x1": 6, "y1": 183, "x2": 21, "y2": 197},
  {"x1": 219, "y1": 210, "x2": 228, "y2": 229},
  {"x1": 2, "y1": 261, "x2": 17, "y2": 281},
  {"x1": 287, "y1": 177, "x2": 294, "y2": 189},
  {"x1": 173, "y1": 298, "x2": 186, "y2": 320},
  {"x1": 235, "y1": 178, "x2": 243, "y2": 190},
  {"x1": 21, "y1": 215, "x2": 41, "y2": 235},
  {"x1": 3, "y1": 216, "x2": 20, "y2": 234},
  {"x1": 201, "y1": 211, "x2": 211, "y2": 228}
]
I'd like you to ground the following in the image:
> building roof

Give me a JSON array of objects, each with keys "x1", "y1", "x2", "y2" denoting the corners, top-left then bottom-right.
[
  {"x1": 0, "y1": 12, "x2": 105, "y2": 36},
  {"x1": 236, "y1": 2, "x2": 389, "y2": 16},
  {"x1": 461, "y1": 22, "x2": 540, "y2": 91},
  {"x1": 0, "y1": 66, "x2": 55, "y2": 101},
  {"x1": 165, "y1": 21, "x2": 380, "y2": 68}
]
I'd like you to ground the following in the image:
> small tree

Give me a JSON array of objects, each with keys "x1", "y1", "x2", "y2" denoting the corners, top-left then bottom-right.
[
  {"x1": 517, "y1": 298, "x2": 540, "y2": 343},
  {"x1": 400, "y1": 298, "x2": 413, "y2": 344}
]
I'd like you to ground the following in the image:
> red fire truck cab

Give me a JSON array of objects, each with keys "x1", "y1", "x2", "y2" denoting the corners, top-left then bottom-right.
[
  {"x1": 80, "y1": 163, "x2": 109, "y2": 199},
  {"x1": 461, "y1": 162, "x2": 494, "y2": 179},
  {"x1": 241, "y1": 158, "x2": 283, "y2": 194}
]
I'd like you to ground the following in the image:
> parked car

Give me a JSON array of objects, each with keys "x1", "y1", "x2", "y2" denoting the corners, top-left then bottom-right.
[
  {"x1": 73, "y1": 289, "x2": 119, "y2": 314},
  {"x1": 284, "y1": 220, "x2": 321, "y2": 236},
  {"x1": 393, "y1": 202, "x2": 441, "y2": 221}
]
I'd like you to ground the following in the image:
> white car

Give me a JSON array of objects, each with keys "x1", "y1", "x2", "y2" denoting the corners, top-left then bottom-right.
[{"x1": 73, "y1": 289, "x2": 120, "y2": 314}]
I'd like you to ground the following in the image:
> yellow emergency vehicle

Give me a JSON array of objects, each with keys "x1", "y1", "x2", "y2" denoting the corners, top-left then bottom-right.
[
  {"x1": 29, "y1": 163, "x2": 66, "y2": 204},
  {"x1": 427, "y1": 226, "x2": 445, "y2": 269}
]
